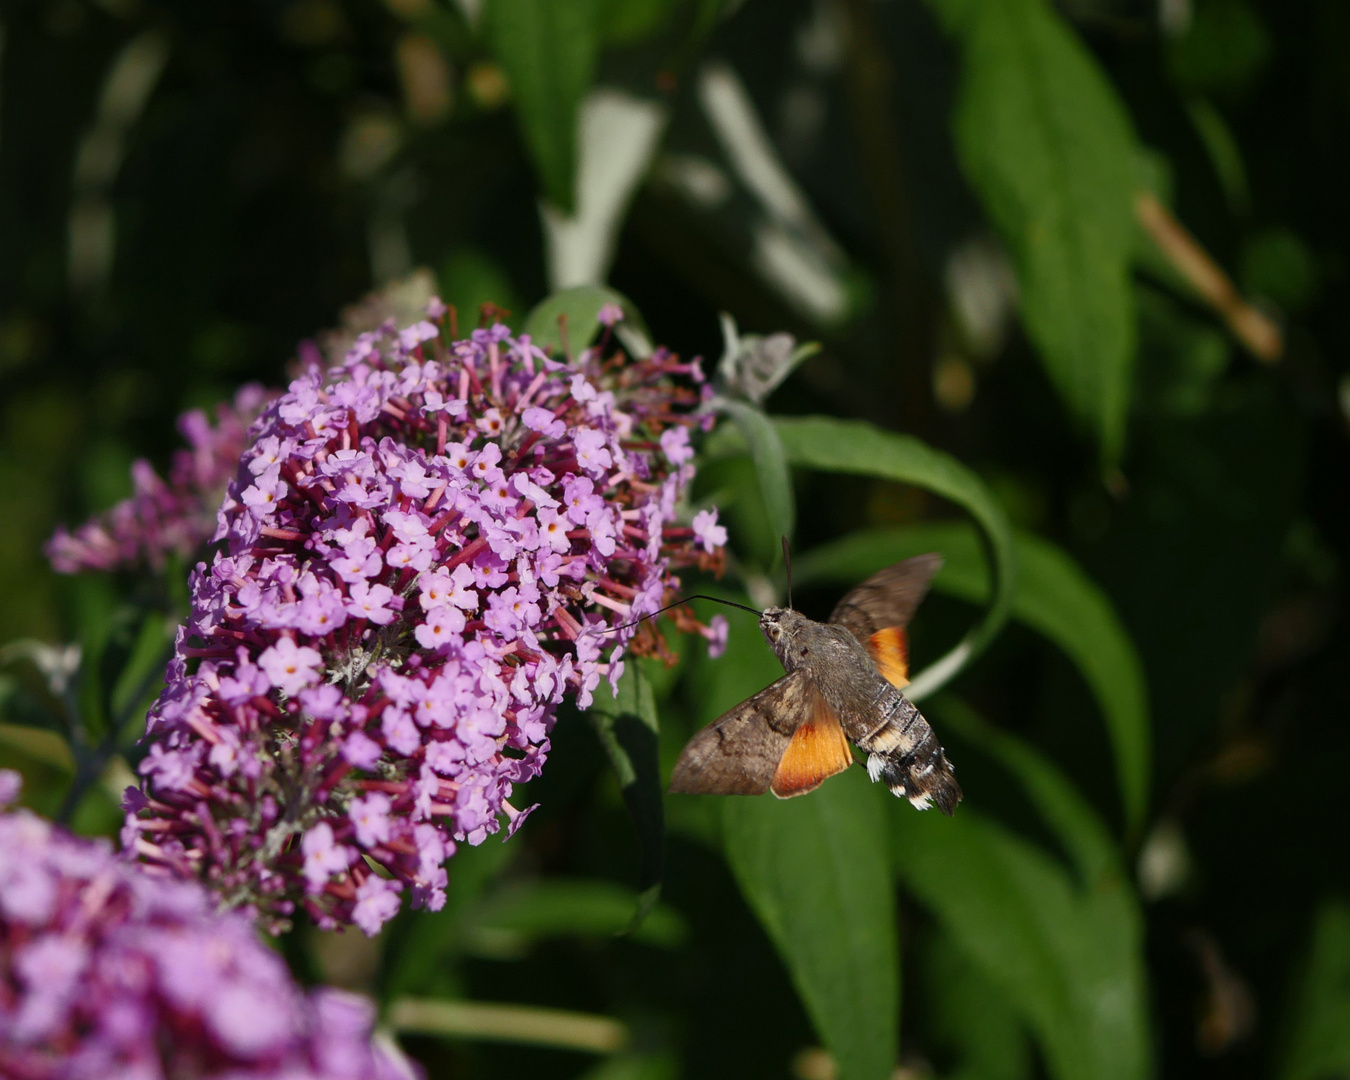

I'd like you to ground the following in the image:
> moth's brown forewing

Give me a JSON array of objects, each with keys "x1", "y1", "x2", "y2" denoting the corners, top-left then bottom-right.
[
  {"x1": 667, "y1": 671, "x2": 816, "y2": 795},
  {"x1": 669, "y1": 554, "x2": 954, "y2": 806}
]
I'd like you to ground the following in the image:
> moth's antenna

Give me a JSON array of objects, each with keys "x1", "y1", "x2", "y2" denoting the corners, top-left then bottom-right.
[
  {"x1": 588, "y1": 594, "x2": 762, "y2": 637},
  {"x1": 782, "y1": 536, "x2": 794, "y2": 610}
]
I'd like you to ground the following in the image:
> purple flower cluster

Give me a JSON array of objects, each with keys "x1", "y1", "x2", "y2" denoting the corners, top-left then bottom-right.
[
  {"x1": 0, "y1": 773, "x2": 417, "y2": 1080},
  {"x1": 123, "y1": 305, "x2": 725, "y2": 934},
  {"x1": 46, "y1": 385, "x2": 272, "y2": 574}
]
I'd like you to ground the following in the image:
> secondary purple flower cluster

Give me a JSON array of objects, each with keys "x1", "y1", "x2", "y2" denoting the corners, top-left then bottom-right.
[
  {"x1": 46, "y1": 384, "x2": 272, "y2": 575},
  {"x1": 0, "y1": 773, "x2": 417, "y2": 1080},
  {"x1": 123, "y1": 304, "x2": 725, "y2": 934}
]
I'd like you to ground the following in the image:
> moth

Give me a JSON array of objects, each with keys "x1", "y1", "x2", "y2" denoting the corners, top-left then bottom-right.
[{"x1": 668, "y1": 553, "x2": 962, "y2": 813}]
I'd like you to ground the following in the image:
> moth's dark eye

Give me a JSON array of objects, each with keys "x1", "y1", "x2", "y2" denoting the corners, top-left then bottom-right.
[{"x1": 768, "y1": 625, "x2": 781, "y2": 641}]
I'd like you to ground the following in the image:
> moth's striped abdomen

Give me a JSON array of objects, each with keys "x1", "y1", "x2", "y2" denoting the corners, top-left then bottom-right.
[{"x1": 858, "y1": 692, "x2": 962, "y2": 814}]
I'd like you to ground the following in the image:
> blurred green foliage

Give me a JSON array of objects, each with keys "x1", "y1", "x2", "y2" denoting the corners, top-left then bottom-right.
[{"x1": 3, "y1": 1, "x2": 1349, "y2": 1079}]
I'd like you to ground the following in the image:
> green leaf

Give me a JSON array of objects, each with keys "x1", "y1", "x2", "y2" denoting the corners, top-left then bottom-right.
[
  {"x1": 463, "y1": 878, "x2": 687, "y2": 955},
  {"x1": 713, "y1": 398, "x2": 795, "y2": 562},
  {"x1": 723, "y1": 770, "x2": 897, "y2": 1080},
  {"x1": 378, "y1": 838, "x2": 517, "y2": 1000},
  {"x1": 922, "y1": 929, "x2": 1032, "y2": 1080},
  {"x1": 792, "y1": 521, "x2": 1150, "y2": 834},
  {"x1": 108, "y1": 612, "x2": 173, "y2": 734},
  {"x1": 589, "y1": 661, "x2": 665, "y2": 926},
  {"x1": 1279, "y1": 901, "x2": 1350, "y2": 1080},
  {"x1": 523, "y1": 284, "x2": 639, "y2": 358},
  {"x1": 938, "y1": 0, "x2": 1139, "y2": 463},
  {"x1": 679, "y1": 595, "x2": 898, "y2": 1080},
  {"x1": 932, "y1": 695, "x2": 1122, "y2": 885},
  {"x1": 892, "y1": 718, "x2": 1147, "y2": 1080},
  {"x1": 599, "y1": 0, "x2": 676, "y2": 46},
  {"x1": 772, "y1": 416, "x2": 1017, "y2": 700},
  {"x1": 439, "y1": 248, "x2": 523, "y2": 327},
  {"x1": 483, "y1": 0, "x2": 600, "y2": 212}
]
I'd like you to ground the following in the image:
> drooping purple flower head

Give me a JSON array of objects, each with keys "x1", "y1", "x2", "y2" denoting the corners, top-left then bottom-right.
[
  {"x1": 46, "y1": 384, "x2": 273, "y2": 574},
  {"x1": 123, "y1": 305, "x2": 726, "y2": 934},
  {"x1": 0, "y1": 771, "x2": 418, "y2": 1080}
]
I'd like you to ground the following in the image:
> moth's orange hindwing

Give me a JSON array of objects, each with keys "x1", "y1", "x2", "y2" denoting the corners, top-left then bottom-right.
[
  {"x1": 867, "y1": 626, "x2": 910, "y2": 689},
  {"x1": 770, "y1": 691, "x2": 854, "y2": 798}
]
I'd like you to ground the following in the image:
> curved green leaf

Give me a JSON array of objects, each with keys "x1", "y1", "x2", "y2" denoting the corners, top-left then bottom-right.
[
  {"x1": 936, "y1": 0, "x2": 1138, "y2": 464},
  {"x1": 714, "y1": 399, "x2": 795, "y2": 559},
  {"x1": 892, "y1": 705, "x2": 1147, "y2": 1080},
  {"x1": 793, "y1": 521, "x2": 1150, "y2": 833},
  {"x1": 484, "y1": 0, "x2": 599, "y2": 213},
  {"x1": 773, "y1": 416, "x2": 1017, "y2": 701}
]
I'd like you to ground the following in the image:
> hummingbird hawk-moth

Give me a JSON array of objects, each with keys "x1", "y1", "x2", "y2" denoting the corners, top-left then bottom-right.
[{"x1": 668, "y1": 553, "x2": 962, "y2": 814}]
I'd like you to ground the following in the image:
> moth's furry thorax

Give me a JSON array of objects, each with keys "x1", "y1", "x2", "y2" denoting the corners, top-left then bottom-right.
[{"x1": 759, "y1": 606, "x2": 867, "y2": 675}]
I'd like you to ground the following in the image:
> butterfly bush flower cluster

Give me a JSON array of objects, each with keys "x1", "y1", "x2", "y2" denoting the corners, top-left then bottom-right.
[
  {"x1": 0, "y1": 772, "x2": 417, "y2": 1080},
  {"x1": 46, "y1": 384, "x2": 272, "y2": 574},
  {"x1": 123, "y1": 304, "x2": 725, "y2": 934}
]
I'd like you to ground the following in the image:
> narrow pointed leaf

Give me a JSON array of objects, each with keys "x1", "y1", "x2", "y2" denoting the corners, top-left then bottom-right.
[
  {"x1": 773, "y1": 416, "x2": 1017, "y2": 700},
  {"x1": 484, "y1": 0, "x2": 599, "y2": 212},
  {"x1": 937, "y1": 0, "x2": 1138, "y2": 463}
]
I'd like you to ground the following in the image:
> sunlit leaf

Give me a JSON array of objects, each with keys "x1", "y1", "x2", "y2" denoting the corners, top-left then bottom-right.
[
  {"x1": 387, "y1": 997, "x2": 627, "y2": 1053},
  {"x1": 933, "y1": 0, "x2": 1138, "y2": 464},
  {"x1": 1279, "y1": 901, "x2": 1350, "y2": 1080},
  {"x1": 793, "y1": 522, "x2": 1150, "y2": 833},
  {"x1": 483, "y1": 0, "x2": 600, "y2": 212},
  {"x1": 773, "y1": 417, "x2": 1017, "y2": 700},
  {"x1": 893, "y1": 703, "x2": 1147, "y2": 1080},
  {"x1": 0, "y1": 673, "x2": 74, "y2": 770}
]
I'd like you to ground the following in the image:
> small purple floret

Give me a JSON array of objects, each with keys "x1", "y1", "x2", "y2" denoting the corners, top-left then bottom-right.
[
  {"x1": 0, "y1": 797, "x2": 419, "y2": 1080},
  {"x1": 122, "y1": 302, "x2": 727, "y2": 933}
]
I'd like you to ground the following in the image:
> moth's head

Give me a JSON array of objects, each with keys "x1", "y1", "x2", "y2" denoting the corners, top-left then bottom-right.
[{"x1": 759, "y1": 606, "x2": 808, "y2": 665}]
